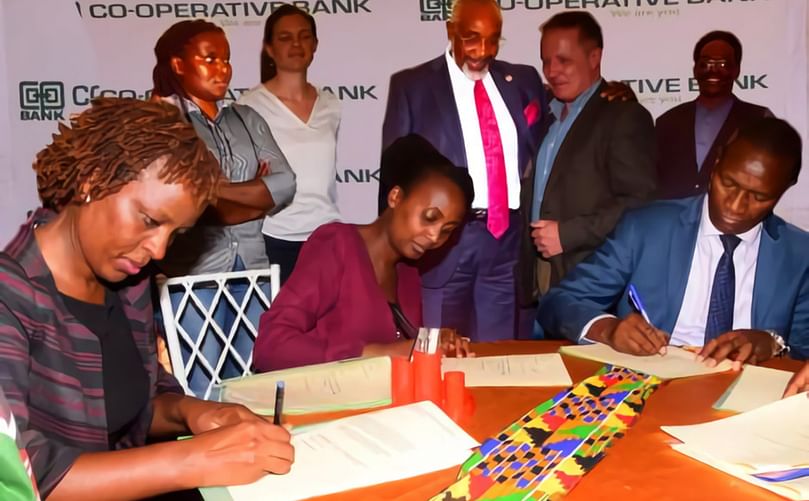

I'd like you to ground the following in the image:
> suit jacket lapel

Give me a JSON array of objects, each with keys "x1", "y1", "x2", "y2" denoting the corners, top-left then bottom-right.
[
  {"x1": 664, "y1": 196, "x2": 703, "y2": 332},
  {"x1": 682, "y1": 101, "x2": 698, "y2": 171},
  {"x1": 751, "y1": 214, "x2": 782, "y2": 328},
  {"x1": 429, "y1": 56, "x2": 468, "y2": 168},
  {"x1": 490, "y1": 63, "x2": 531, "y2": 171},
  {"x1": 701, "y1": 96, "x2": 741, "y2": 171}
]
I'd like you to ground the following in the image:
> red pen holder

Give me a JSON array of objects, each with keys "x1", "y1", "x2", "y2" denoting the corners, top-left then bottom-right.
[
  {"x1": 442, "y1": 371, "x2": 465, "y2": 422},
  {"x1": 391, "y1": 356, "x2": 415, "y2": 406},
  {"x1": 413, "y1": 350, "x2": 443, "y2": 407},
  {"x1": 390, "y1": 352, "x2": 473, "y2": 424}
]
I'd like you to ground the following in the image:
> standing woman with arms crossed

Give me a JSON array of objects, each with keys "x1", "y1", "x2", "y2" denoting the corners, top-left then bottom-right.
[
  {"x1": 151, "y1": 21, "x2": 297, "y2": 394},
  {"x1": 152, "y1": 19, "x2": 296, "y2": 278},
  {"x1": 239, "y1": 5, "x2": 342, "y2": 283}
]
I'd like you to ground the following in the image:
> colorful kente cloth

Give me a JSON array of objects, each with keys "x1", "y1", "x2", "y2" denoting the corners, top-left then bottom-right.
[{"x1": 432, "y1": 366, "x2": 660, "y2": 501}]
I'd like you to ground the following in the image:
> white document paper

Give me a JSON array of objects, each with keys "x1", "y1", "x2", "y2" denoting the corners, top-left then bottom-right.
[
  {"x1": 441, "y1": 354, "x2": 572, "y2": 387},
  {"x1": 714, "y1": 365, "x2": 794, "y2": 413},
  {"x1": 218, "y1": 357, "x2": 391, "y2": 414},
  {"x1": 662, "y1": 393, "x2": 809, "y2": 472},
  {"x1": 560, "y1": 343, "x2": 733, "y2": 379},
  {"x1": 670, "y1": 443, "x2": 809, "y2": 500},
  {"x1": 662, "y1": 394, "x2": 809, "y2": 500},
  {"x1": 226, "y1": 401, "x2": 479, "y2": 501}
]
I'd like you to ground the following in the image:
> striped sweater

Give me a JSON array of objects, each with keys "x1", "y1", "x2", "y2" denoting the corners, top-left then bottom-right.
[{"x1": 0, "y1": 209, "x2": 183, "y2": 496}]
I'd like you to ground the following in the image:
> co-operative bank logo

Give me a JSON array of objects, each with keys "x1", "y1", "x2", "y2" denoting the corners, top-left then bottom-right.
[
  {"x1": 420, "y1": 0, "x2": 760, "y2": 20},
  {"x1": 336, "y1": 168, "x2": 380, "y2": 184},
  {"x1": 19, "y1": 81, "x2": 66, "y2": 121},
  {"x1": 18, "y1": 80, "x2": 157, "y2": 120},
  {"x1": 420, "y1": 0, "x2": 450, "y2": 21},
  {"x1": 74, "y1": 1, "x2": 372, "y2": 19}
]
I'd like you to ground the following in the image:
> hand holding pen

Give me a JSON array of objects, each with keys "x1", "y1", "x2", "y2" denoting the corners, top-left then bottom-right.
[
  {"x1": 624, "y1": 284, "x2": 670, "y2": 355},
  {"x1": 588, "y1": 284, "x2": 669, "y2": 356}
]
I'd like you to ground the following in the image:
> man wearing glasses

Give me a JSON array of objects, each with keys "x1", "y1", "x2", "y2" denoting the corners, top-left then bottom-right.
[
  {"x1": 380, "y1": 0, "x2": 548, "y2": 341},
  {"x1": 656, "y1": 31, "x2": 773, "y2": 200}
]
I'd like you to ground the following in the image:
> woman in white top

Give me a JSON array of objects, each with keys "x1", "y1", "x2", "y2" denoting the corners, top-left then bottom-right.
[{"x1": 239, "y1": 5, "x2": 341, "y2": 283}]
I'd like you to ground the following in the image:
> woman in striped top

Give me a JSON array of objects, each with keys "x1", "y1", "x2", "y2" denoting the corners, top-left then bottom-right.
[{"x1": 0, "y1": 98, "x2": 293, "y2": 499}]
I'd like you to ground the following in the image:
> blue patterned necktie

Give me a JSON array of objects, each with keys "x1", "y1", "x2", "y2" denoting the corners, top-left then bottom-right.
[{"x1": 704, "y1": 234, "x2": 742, "y2": 343}]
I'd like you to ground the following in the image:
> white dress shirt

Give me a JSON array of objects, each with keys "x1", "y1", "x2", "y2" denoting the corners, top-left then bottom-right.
[
  {"x1": 581, "y1": 198, "x2": 762, "y2": 345},
  {"x1": 238, "y1": 85, "x2": 342, "y2": 241},
  {"x1": 669, "y1": 197, "x2": 761, "y2": 346},
  {"x1": 444, "y1": 48, "x2": 520, "y2": 209}
]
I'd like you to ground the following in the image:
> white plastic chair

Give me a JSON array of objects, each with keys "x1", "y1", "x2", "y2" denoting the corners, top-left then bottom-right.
[{"x1": 159, "y1": 266, "x2": 280, "y2": 400}]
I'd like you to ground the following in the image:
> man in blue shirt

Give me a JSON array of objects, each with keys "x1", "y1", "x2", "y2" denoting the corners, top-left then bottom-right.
[
  {"x1": 656, "y1": 31, "x2": 773, "y2": 200},
  {"x1": 521, "y1": 11, "x2": 656, "y2": 308}
]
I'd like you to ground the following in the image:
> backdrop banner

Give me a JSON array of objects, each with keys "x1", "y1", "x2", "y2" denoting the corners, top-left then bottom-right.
[{"x1": 1, "y1": 0, "x2": 807, "y2": 242}]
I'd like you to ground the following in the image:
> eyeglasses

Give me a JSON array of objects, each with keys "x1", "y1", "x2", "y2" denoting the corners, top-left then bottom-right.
[
  {"x1": 458, "y1": 33, "x2": 505, "y2": 51},
  {"x1": 696, "y1": 58, "x2": 732, "y2": 72}
]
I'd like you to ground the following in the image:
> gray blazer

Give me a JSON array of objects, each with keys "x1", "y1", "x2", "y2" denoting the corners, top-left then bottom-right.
[{"x1": 519, "y1": 81, "x2": 657, "y2": 306}]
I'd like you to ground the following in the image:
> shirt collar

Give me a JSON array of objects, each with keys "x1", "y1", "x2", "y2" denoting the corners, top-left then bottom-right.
[
  {"x1": 699, "y1": 195, "x2": 762, "y2": 244},
  {"x1": 13, "y1": 208, "x2": 56, "y2": 280},
  {"x1": 696, "y1": 95, "x2": 734, "y2": 115},
  {"x1": 550, "y1": 78, "x2": 602, "y2": 120},
  {"x1": 161, "y1": 94, "x2": 225, "y2": 121}
]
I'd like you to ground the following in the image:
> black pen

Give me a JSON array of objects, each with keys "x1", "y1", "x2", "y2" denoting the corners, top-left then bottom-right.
[{"x1": 273, "y1": 381, "x2": 285, "y2": 426}]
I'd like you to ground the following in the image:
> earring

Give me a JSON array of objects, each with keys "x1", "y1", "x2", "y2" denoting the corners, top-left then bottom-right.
[{"x1": 84, "y1": 193, "x2": 91, "y2": 203}]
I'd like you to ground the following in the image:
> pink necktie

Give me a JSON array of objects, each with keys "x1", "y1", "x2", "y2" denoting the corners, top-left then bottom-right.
[{"x1": 473, "y1": 79, "x2": 509, "y2": 239}]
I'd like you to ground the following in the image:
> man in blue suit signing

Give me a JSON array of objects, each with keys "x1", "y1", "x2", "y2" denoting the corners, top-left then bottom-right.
[{"x1": 538, "y1": 117, "x2": 809, "y2": 365}]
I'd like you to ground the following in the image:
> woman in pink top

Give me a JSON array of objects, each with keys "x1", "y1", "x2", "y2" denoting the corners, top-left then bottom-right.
[{"x1": 254, "y1": 135, "x2": 475, "y2": 371}]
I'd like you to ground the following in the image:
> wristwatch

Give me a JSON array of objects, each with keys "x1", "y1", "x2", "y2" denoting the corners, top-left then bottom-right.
[{"x1": 764, "y1": 330, "x2": 789, "y2": 357}]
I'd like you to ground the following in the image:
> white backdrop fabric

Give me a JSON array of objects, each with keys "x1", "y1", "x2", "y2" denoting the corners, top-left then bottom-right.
[{"x1": 1, "y1": 0, "x2": 807, "y2": 243}]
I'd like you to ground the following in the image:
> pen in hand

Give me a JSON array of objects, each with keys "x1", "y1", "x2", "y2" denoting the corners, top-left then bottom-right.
[
  {"x1": 627, "y1": 284, "x2": 668, "y2": 356},
  {"x1": 273, "y1": 381, "x2": 285, "y2": 426}
]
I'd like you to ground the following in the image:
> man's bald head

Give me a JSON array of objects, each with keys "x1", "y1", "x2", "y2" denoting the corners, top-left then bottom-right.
[
  {"x1": 446, "y1": 0, "x2": 503, "y2": 80},
  {"x1": 450, "y1": 0, "x2": 501, "y2": 23}
]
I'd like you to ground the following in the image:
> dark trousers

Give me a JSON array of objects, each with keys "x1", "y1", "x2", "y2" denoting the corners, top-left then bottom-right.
[
  {"x1": 422, "y1": 211, "x2": 528, "y2": 341},
  {"x1": 263, "y1": 235, "x2": 304, "y2": 284}
]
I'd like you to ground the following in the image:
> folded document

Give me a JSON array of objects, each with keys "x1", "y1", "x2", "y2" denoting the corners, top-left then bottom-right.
[
  {"x1": 713, "y1": 364, "x2": 794, "y2": 413},
  {"x1": 220, "y1": 353, "x2": 575, "y2": 416},
  {"x1": 217, "y1": 357, "x2": 391, "y2": 414},
  {"x1": 560, "y1": 343, "x2": 733, "y2": 379},
  {"x1": 441, "y1": 353, "x2": 572, "y2": 387},
  {"x1": 662, "y1": 393, "x2": 809, "y2": 500}
]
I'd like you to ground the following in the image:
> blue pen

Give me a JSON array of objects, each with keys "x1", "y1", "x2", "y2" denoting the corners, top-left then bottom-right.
[
  {"x1": 753, "y1": 467, "x2": 809, "y2": 482},
  {"x1": 627, "y1": 284, "x2": 653, "y2": 327}
]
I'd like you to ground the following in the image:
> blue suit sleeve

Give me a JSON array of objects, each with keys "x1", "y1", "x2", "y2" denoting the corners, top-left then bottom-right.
[
  {"x1": 382, "y1": 74, "x2": 411, "y2": 150},
  {"x1": 379, "y1": 74, "x2": 411, "y2": 214},
  {"x1": 537, "y1": 212, "x2": 638, "y2": 342},
  {"x1": 787, "y1": 269, "x2": 809, "y2": 360}
]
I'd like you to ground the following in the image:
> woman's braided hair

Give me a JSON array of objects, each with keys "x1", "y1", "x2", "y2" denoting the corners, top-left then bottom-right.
[
  {"x1": 34, "y1": 97, "x2": 221, "y2": 211},
  {"x1": 152, "y1": 19, "x2": 224, "y2": 100}
]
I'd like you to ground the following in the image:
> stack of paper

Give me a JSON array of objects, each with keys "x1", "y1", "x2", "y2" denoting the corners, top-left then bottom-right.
[
  {"x1": 713, "y1": 365, "x2": 794, "y2": 412},
  {"x1": 217, "y1": 357, "x2": 391, "y2": 414},
  {"x1": 224, "y1": 401, "x2": 479, "y2": 501},
  {"x1": 662, "y1": 394, "x2": 809, "y2": 500},
  {"x1": 560, "y1": 343, "x2": 733, "y2": 379},
  {"x1": 441, "y1": 354, "x2": 572, "y2": 387}
]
